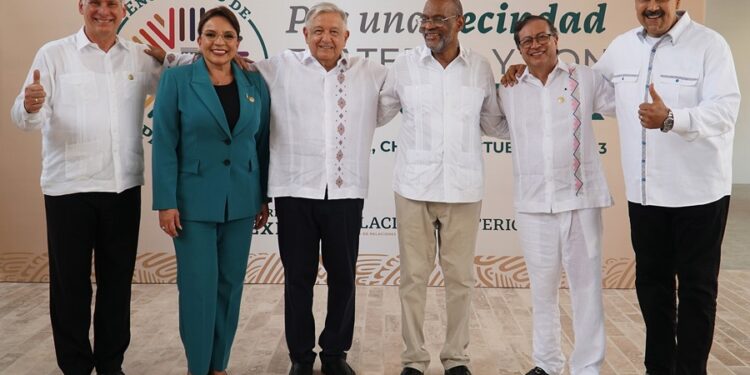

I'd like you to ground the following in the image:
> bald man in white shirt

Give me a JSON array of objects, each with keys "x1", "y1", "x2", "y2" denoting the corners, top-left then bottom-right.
[
  {"x1": 253, "y1": 3, "x2": 386, "y2": 375},
  {"x1": 10, "y1": 1, "x2": 188, "y2": 374},
  {"x1": 377, "y1": 1, "x2": 504, "y2": 374}
]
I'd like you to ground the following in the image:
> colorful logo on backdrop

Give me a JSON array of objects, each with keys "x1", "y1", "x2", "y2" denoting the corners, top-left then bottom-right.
[{"x1": 117, "y1": 0, "x2": 268, "y2": 143}]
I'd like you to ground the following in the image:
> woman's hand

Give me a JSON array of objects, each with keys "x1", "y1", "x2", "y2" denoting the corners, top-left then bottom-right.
[
  {"x1": 254, "y1": 203, "x2": 269, "y2": 230},
  {"x1": 159, "y1": 209, "x2": 182, "y2": 237}
]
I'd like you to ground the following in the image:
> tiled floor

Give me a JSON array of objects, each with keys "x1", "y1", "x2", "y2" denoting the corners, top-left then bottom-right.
[
  {"x1": 724, "y1": 184, "x2": 750, "y2": 270},
  {"x1": 0, "y1": 186, "x2": 748, "y2": 375}
]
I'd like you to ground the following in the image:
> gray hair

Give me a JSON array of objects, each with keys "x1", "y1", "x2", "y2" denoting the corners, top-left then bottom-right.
[
  {"x1": 305, "y1": 2, "x2": 348, "y2": 29},
  {"x1": 449, "y1": 0, "x2": 464, "y2": 16}
]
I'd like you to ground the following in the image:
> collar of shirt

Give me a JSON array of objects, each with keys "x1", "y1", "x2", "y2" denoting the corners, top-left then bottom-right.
[
  {"x1": 417, "y1": 43, "x2": 470, "y2": 66},
  {"x1": 301, "y1": 48, "x2": 350, "y2": 71},
  {"x1": 636, "y1": 10, "x2": 691, "y2": 45},
  {"x1": 519, "y1": 58, "x2": 570, "y2": 87},
  {"x1": 75, "y1": 27, "x2": 127, "y2": 52}
]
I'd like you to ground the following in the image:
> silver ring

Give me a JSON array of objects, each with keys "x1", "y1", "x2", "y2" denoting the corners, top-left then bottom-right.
[
  {"x1": 161, "y1": 226, "x2": 167, "y2": 230},
  {"x1": 34, "y1": 98, "x2": 39, "y2": 104}
]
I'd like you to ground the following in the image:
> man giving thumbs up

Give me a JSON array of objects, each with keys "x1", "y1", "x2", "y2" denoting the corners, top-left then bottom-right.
[
  {"x1": 594, "y1": 1, "x2": 741, "y2": 374},
  {"x1": 638, "y1": 83, "x2": 673, "y2": 131},
  {"x1": 9, "y1": 1, "x2": 188, "y2": 374},
  {"x1": 23, "y1": 70, "x2": 46, "y2": 113}
]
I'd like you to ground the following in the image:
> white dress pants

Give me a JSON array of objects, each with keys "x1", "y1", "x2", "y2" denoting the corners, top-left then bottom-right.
[{"x1": 516, "y1": 208, "x2": 606, "y2": 375}]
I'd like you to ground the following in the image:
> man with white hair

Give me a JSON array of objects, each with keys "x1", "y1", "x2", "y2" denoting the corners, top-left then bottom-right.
[
  {"x1": 253, "y1": 3, "x2": 386, "y2": 375},
  {"x1": 10, "y1": 1, "x2": 186, "y2": 374}
]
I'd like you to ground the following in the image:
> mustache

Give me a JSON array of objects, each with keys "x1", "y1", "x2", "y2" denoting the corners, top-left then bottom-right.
[
  {"x1": 643, "y1": 9, "x2": 665, "y2": 18},
  {"x1": 420, "y1": 29, "x2": 443, "y2": 36}
]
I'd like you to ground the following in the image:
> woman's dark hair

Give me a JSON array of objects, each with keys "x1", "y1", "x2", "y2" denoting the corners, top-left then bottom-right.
[
  {"x1": 513, "y1": 15, "x2": 558, "y2": 48},
  {"x1": 197, "y1": 6, "x2": 241, "y2": 38}
]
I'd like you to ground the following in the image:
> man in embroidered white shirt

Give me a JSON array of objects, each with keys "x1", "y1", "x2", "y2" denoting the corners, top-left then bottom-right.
[
  {"x1": 377, "y1": 1, "x2": 503, "y2": 374},
  {"x1": 594, "y1": 2, "x2": 741, "y2": 374},
  {"x1": 252, "y1": 3, "x2": 386, "y2": 375},
  {"x1": 497, "y1": 16, "x2": 615, "y2": 375},
  {"x1": 10, "y1": 1, "x2": 184, "y2": 374}
]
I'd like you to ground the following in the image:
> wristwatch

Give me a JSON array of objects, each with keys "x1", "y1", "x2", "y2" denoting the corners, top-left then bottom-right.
[{"x1": 661, "y1": 109, "x2": 674, "y2": 133}]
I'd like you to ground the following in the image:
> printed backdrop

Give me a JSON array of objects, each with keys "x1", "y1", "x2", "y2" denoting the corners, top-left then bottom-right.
[{"x1": 0, "y1": 0, "x2": 707, "y2": 287}]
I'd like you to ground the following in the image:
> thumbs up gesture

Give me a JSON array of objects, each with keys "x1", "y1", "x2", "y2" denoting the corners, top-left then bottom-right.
[
  {"x1": 638, "y1": 83, "x2": 669, "y2": 129},
  {"x1": 23, "y1": 70, "x2": 46, "y2": 114}
]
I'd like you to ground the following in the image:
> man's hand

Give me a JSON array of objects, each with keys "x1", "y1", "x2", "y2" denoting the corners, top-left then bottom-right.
[
  {"x1": 159, "y1": 209, "x2": 182, "y2": 238},
  {"x1": 638, "y1": 84, "x2": 669, "y2": 129},
  {"x1": 254, "y1": 203, "x2": 269, "y2": 230},
  {"x1": 24, "y1": 70, "x2": 46, "y2": 114},
  {"x1": 500, "y1": 64, "x2": 526, "y2": 87},
  {"x1": 144, "y1": 44, "x2": 167, "y2": 64},
  {"x1": 234, "y1": 55, "x2": 256, "y2": 71}
]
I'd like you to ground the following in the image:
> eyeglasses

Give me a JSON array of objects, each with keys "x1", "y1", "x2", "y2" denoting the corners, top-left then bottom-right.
[
  {"x1": 201, "y1": 31, "x2": 242, "y2": 42},
  {"x1": 519, "y1": 33, "x2": 555, "y2": 49},
  {"x1": 417, "y1": 15, "x2": 459, "y2": 26}
]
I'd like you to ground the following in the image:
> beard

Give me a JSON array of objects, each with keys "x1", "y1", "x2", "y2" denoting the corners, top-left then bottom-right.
[{"x1": 423, "y1": 31, "x2": 450, "y2": 54}]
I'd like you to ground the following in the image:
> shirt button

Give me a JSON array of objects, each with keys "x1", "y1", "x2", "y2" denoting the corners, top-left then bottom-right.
[
  {"x1": 224, "y1": 139, "x2": 231, "y2": 145},
  {"x1": 223, "y1": 159, "x2": 231, "y2": 166}
]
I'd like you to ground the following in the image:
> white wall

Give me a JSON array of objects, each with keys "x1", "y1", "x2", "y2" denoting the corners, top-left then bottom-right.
[{"x1": 706, "y1": 0, "x2": 750, "y2": 184}]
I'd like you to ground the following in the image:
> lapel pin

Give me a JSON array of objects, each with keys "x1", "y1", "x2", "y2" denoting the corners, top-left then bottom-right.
[{"x1": 246, "y1": 94, "x2": 255, "y2": 103}]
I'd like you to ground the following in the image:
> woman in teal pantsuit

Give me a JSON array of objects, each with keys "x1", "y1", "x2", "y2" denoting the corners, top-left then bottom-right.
[{"x1": 151, "y1": 7, "x2": 270, "y2": 375}]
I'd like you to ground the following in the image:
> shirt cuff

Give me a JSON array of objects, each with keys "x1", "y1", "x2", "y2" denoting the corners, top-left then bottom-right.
[
  {"x1": 162, "y1": 52, "x2": 178, "y2": 68},
  {"x1": 670, "y1": 108, "x2": 697, "y2": 141},
  {"x1": 163, "y1": 52, "x2": 199, "y2": 69},
  {"x1": 21, "y1": 109, "x2": 43, "y2": 124}
]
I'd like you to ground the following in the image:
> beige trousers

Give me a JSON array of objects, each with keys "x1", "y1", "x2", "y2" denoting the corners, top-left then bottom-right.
[{"x1": 395, "y1": 193, "x2": 482, "y2": 372}]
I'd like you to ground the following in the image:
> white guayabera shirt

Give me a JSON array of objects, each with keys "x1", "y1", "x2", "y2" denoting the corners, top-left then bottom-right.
[
  {"x1": 255, "y1": 50, "x2": 387, "y2": 200},
  {"x1": 497, "y1": 59, "x2": 616, "y2": 214},
  {"x1": 378, "y1": 45, "x2": 504, "y2": 203},
  {"x1": 595, "y1": 11, "x2": 741, "y2": 207},
  {"x1": 11, "y1": 28, "x2": 186, "y2": 196}
]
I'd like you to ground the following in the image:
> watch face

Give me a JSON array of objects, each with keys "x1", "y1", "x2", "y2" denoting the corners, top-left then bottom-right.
[{"x1": 661, "y1": 111, "x2": 674, "y2": 132}]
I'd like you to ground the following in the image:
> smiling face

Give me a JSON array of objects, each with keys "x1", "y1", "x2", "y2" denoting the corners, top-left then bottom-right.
[
  {"x1": 303, "y1": 12, "x2": 350, "y2": 71},
  {"x1": 197, "y1": 16, "x2": 240, "y2": 69},
  {"x1": 635, "y1": 0, "x2": 681, "y2": 37},
  {"x1": 517, "y1": 19, "x2": 558, "y2": 75},
  {"x1": 79, "y1": 0, "x2": 125, "y2": 42},
  {"x1": 420, "y1": 0, "x2": 463, "y2": 55}
]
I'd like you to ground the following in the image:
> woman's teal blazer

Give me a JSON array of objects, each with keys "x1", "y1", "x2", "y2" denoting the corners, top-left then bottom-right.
[{"x1": 152, "y1": 58, "x2": 270, "y2": 222}]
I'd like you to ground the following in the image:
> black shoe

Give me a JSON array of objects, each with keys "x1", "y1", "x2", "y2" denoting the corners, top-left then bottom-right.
[
  {"x1": 444, "y1": 365, "x2": 471, "y2": 375},
  {"x1": 98, "y1": 371, "x2": 125, "y2": 375},
  {"x1": 321, "y1": 357, "x2": 356, "y2": 375},
  {"x1": 289, "y1": 362, "x2": 313, "y2": 375},
  {"x1": 525, "y1": 367, "x2": 550, "y2": 375},
  {"x1": 400, "y1": 367, "x2": 423, "y2": 375}
]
